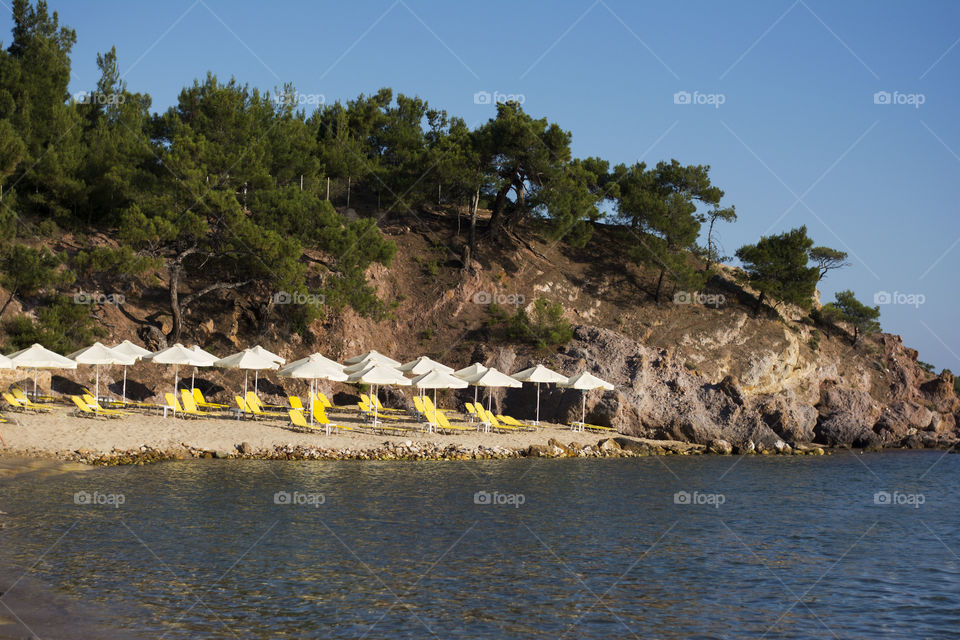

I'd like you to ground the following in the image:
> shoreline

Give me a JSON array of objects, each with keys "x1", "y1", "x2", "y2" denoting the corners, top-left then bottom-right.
[{"x1": 1, "y1": 410, "x2": 955, "y2": 466}]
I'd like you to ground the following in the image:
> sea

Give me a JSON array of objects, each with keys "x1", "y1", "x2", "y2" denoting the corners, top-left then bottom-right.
[{"x1": 1, "y1": 451, "x2": 959, "y2": 639}]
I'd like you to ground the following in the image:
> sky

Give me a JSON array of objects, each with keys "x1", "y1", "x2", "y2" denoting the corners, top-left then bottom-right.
[{"x1": 3, "y1": 0, "x2": 959, "y2": 371}]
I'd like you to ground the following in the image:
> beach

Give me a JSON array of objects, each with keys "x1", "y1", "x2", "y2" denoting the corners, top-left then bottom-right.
[{"x1": 0, "y1": 406, "x2": 614, "y2": 462}]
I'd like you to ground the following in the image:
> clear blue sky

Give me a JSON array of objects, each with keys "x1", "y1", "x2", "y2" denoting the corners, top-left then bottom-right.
[{"x1": 4, "y1": 0, "x2": 959, "y2": 371}]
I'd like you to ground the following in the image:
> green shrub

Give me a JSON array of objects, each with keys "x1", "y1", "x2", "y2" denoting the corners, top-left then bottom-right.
[
  {"x1": 4, "y1": 296, "x2": 106, "y2": 353},
  {"x1": 505, "y1": 297, "x2": 573, "y2": 351}
]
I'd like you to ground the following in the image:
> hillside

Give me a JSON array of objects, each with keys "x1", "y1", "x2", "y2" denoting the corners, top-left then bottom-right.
[{"x1": 5, "y1": 207, "x2": 955, "y2": 452}]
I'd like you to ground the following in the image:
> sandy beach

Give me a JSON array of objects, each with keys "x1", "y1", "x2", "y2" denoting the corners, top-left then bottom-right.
[{"x1": 0, "y1": 404, "x2": 608, "y2": 460}]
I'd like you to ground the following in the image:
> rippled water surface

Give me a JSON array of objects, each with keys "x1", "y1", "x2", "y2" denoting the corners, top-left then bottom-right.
[{"x1": 2, "y1": 452, "x2": 959, "y2": 638}]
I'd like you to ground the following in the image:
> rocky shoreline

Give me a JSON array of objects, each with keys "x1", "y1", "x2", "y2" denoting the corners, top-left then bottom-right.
[{"x1": 6, "y1": 436, "x2": 912, "y2": 466}]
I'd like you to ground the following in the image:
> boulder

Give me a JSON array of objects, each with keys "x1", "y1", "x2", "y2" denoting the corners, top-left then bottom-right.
[
  {"x1": 708, "y1": 439, "x2": 733, "y2": 455},
  {"x1": 758, "y1": 393, "x2": 818, "y2": 443},
  {"x1": 814, "y1": 386, "x2": 882, "y2": 448}
]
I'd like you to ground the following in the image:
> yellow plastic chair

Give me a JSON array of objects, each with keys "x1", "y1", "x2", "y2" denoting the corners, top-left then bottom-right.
[
  {"x1": 193, "y1": 388, "x2": 228, "y2": 409},
  {"x1": 82, "y1": 394, "x2": 128, "y2": 417},
  {"x1": 71, "y1": 395, "x2": 115, "y2": 419},
  {"x1": 165, "y1": 393, "x2": 201, "y2": 418},
  {"x1": 4, "y1": 391, "x2": 52, "y2": 413},
  {"x1": 180, "y1": 390, "x2": 213, "y2": 416}
]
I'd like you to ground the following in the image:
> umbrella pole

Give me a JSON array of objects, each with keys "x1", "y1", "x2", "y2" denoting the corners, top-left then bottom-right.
[
  {"x1": 173, "y1": 364, "x2": 178, "y2": 416},
  {"x1": 581, "y1": 392, "x2": 586, "y2": 431},
  {"x1": 191, "y1": 368, "x2": 195, "y2": 392},
  {"x1": 373, "y1": 384, "x2": 378, "y2": 428},
  {"x1": 536, "y1": 382, "x2": 541, "y2": 425},
  {"x1": 122, "y1": 366, "x2": 127, "y2": 402},
  {"x1": 433, "y1": 387, "x2": 438, "y2": 433},
  {"x1": 33, "y1": 369, "x2": 37, "y2": 399},
  {"x1": 309, "y1": 379, "x2": 314, "y2": 426},
  {"x1": 95, "y1": 364, "x2": 100, "y2": 403},
  {"x1": 255, "y1": 370, "x2": 259, "y2": 396}
]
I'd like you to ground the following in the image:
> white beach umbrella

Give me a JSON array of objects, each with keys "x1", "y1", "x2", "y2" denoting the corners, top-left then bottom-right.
[
  {"x1": 399, "y1": 356, "x2": 454, "y2": 376},
  {"x1": 111, "y1": 340, "x2": 152, "y2": 401},
  {"x1": 250, "y1": 345, "x2": 285, "y2": 365},
  {"x1": 453, "y1": 362, "x2": 489, "y2": 406},
  {"x1": 278, "y1": 354, "x2": 347, "y2": 429},
  {"x1": 0, "y1": 354, "x2": 13, "y2": 370},
  {"x1": 347, "y1": 363, "x2": 410, "y2": 426},
  {"x1": 512, "y1": 364, "x2": 568, "y2": 425},
  {"x1": 67, "y1": 342, "x2": 137, "y2": 402},
  {"x1": 561, "y1": 371, "x2": 615, "y2": 430},
  {"x1": 187, "y1": 345, "x2": 220, "y2": 391},
  {"x1": 344, "y1": 349, "x2": 400, "y2": 367},
  {"x1": 248, "y1": 345, "x2": 284, "y2": 392},
  {"x1": 9, "y1": 343, "x2": 78, "y2": 398},
  {"x1": 214, "y1": 349, "x2": 280, "y2": 400},
  {"x1": 411, "y1": 369, "x2": 467, "y2": 432},
  {"x1": 147, "y1": 343, "x2": 207, "y2": 414},
  {"x1": 471, "y1": 367, "x2": 522, "y2": 427}
]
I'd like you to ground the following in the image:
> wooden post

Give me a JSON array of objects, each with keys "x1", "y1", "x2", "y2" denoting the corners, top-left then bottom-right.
[{"x1": 326, "y1": 177, "x2": 330, "y2": 201}]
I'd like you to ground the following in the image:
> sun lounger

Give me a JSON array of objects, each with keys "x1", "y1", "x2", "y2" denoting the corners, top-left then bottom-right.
[
  {"x1": 193, "y1": 388, "x2": 228, "y2": 409},
  {"x1": 4, "y1": 391, "x2": 53, "y2": 413},
  {"x1": 14, "y1": 387, "x2": 55, "y2": 403},
  {"x1": 315, "y1": 392, "x2": 335, "y2": 409},
  {"x1": 70, "y1": 395, "x2": 121, "y2": 419},
  {"x1": 180, "y1": 390, "x2": 217, "y2": 416},
  {"x1": 310, "y1": 404, "x2": 353, "y2": 434},
  {"x1": 235, "y1": 396, "x2": 272, "y2": 420},
  {"x1": 246, "y1": 391, "x2": 285, "y2": 413},
  {"x1": 165, "y1": 392, "x2": 203, "y2": 418},
  {"x1": 82, "y1": 394, "x2": 129, "y2": 417}
]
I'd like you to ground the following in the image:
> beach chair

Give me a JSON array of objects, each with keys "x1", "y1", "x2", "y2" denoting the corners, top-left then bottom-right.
[
  {"x1": 246, "y1": 391, "x2": 285, "y2": 414},
  {"x1": 358, "y1": 401, "x2": 403, "y2": 421},
  {"x1": 235, "y1": 396, "x2": 271, "y2": 420},
  {"x1": 71, "y1": 396, "x2": 112, "y2": 419},
  {"x1": 193, "y1": 388, "x2": 228, "y2": 409},
  {"x1": 289, "y1": 396, "x2": 305, "y2": 411},
  {"x1": 180, "y1": 390, "x2": 215, "y2": 417},
  {"x1": 164, "y1": 392, "x2": 202, "y2": 419},
  {"x1": 288, "y1": 408, "x2": 321, "y2": 432},
  {"x1": 434, "y1": 410, "x2": 470, "y2": 434},
  {"x1": 372, "y1": 395, "x2": 404, "y2": 414},
  {"x1": 311, "y1": 404, "x2": 353, "y2": 434},
  {"x1": 315, "y1": 392, "x2": 335, "y2": 409},
  {"x1": 413, "y1": 396, "x2": 428, "y2": 419},
  {"x1": 4, "y1": 391, "x2": 52, "y2": 413},
  {"x1": 82, "y1": 394, "x2": 129, "y2": 417},
  {"x1": 578, "y1": 422, "x2": 616, "y2": 433},
  {"x1": 423, "y1": 395, "x2": 437, "y2": 414},
  {"x1": 14, "y1": 386, "x2": 55, "y2": 403},
  {"x1": 464, "y1": 402, "x2": 479, "y2": 422},
  {"x1": 13, "y1": 388, "x2": 53, "y2": 406},
  {"x1": 498, "y1": 414, "x2": 536, "y2": 431}
]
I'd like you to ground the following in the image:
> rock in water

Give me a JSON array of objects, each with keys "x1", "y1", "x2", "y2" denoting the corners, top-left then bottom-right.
[{"x1": 708, "y1": 439, "x2": 733, "y2": 455}]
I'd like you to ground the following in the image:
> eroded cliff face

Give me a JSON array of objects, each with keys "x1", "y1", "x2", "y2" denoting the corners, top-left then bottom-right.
[{"x1": 494, "y1": 324, "x2": 958, "y2": 451}]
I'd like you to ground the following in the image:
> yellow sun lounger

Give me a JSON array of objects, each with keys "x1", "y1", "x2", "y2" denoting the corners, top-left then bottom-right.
[
  {"x1": 165, "y1": 393, "x2": 203, "y2": 418},
  {"x1": 193, "y1": 388, "x2": 228, "y2": 409},
  {"x1": 4, "y1": 391, "x2": 53, "y2": 413},
  {"x1": 71, "y1": 395, "x2": 123, "y2": 419}
]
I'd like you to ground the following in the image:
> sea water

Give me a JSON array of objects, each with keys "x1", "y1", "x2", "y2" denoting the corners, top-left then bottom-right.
[{"x1": 1, "y1": 452, "x2": 959, "y2": 638}]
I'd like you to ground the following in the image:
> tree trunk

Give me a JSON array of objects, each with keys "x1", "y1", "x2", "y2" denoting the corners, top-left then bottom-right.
[
  {"x1": 0, "y1": 288, "x2": 17, "y2": 317},
  {"x1": 168, "y1": 262, "x2": 184, "y2": 343},
  {"x1": 654, "y1": 268, "x2": 666, "y2": 303},
  {"x1": 346, "y1": 176, "x2": 351, "y2": 208},
  {"x1": 487, "y1": 182, "x2": 512, "y2": 233},
  {"x1": 706, "y1": 218, "x2": 717, "y2": 270},
  {"x1": 463, "y1": 187, "x2": 480, "y2": 271},
  {"x1": 753, "y1": 291, "x2": 765, "y2": 315}
]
